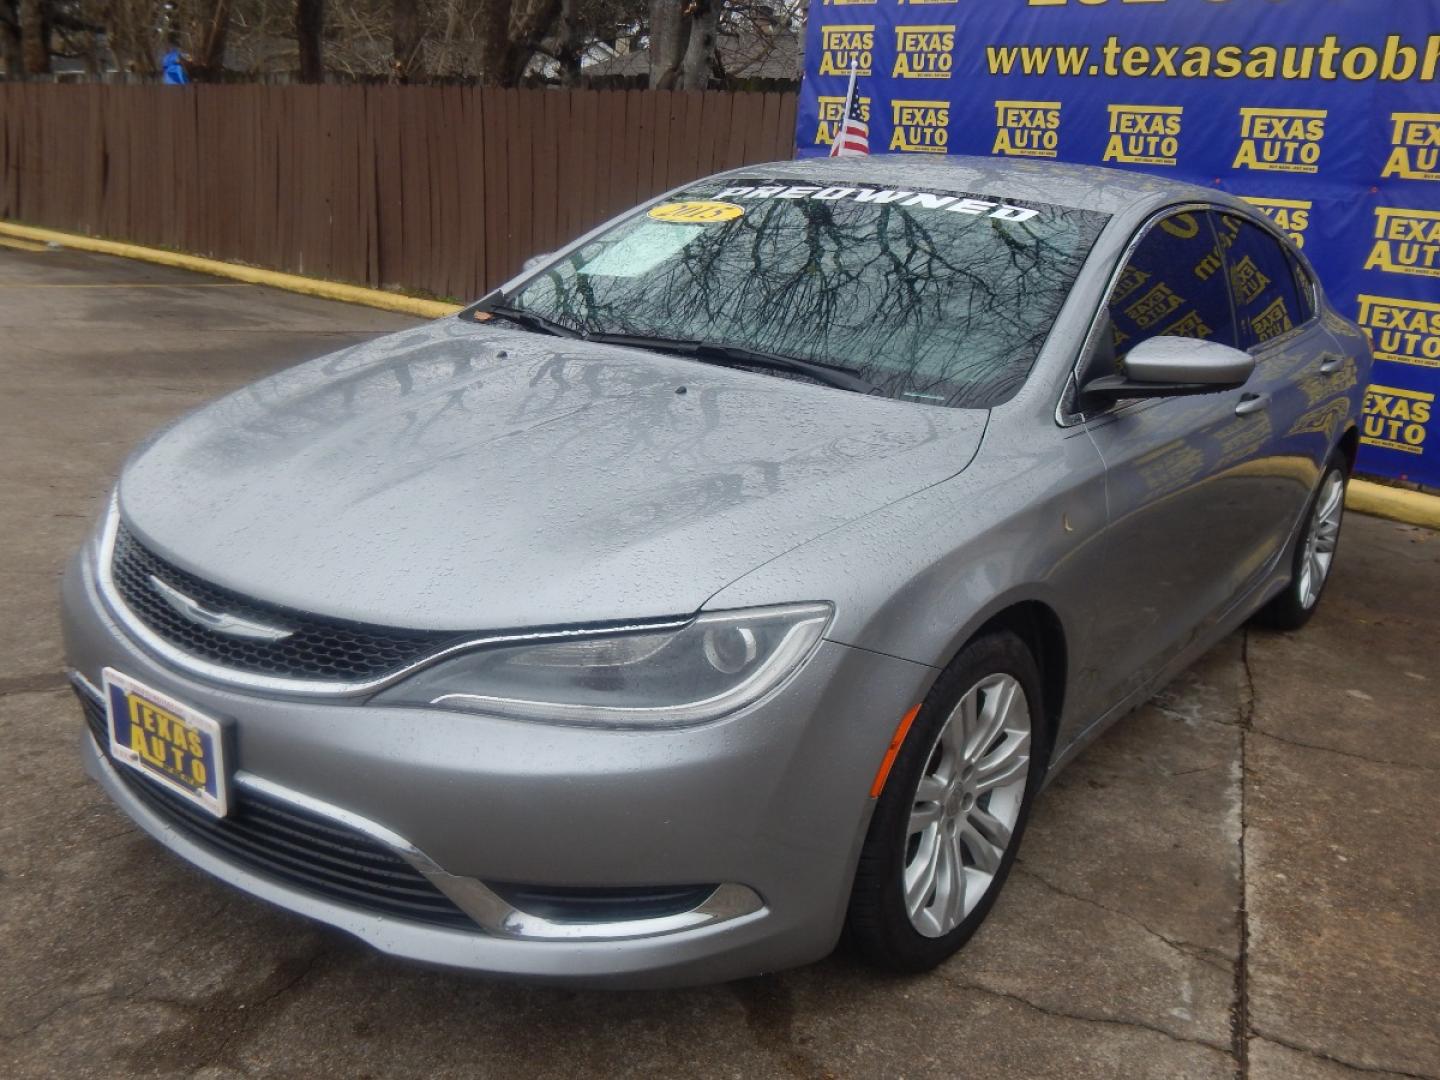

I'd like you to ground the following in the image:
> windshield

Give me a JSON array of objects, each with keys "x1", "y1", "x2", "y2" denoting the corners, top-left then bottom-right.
[{"x1": 500, "y1": 178, "x2": 1109, "y2": 408}]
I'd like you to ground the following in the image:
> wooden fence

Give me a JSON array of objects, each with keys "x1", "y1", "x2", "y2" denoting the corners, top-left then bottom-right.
[{"x1": 0, "y1": 85, "x2": 798, "y2": 300}]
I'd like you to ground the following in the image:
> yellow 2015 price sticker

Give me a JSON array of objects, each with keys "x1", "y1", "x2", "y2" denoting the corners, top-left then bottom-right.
[{"x1": 648, "y1": 200, "x2": 746, "y2": 224}]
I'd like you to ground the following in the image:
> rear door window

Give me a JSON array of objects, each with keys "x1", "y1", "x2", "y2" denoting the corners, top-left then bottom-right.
[
  {"x1": 1107, "y1": 209, "x2": 1238, "y2": 363},
  {"x1": 1287, "y1": 251, "x2": 1317, "y2": 324},
  {"x1": 1215, "y1": 213, "x2": 1305, "y2": 350}
]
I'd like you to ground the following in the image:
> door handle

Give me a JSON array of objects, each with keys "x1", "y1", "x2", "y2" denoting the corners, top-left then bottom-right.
[
  {"x1": 1318, "y1": 353, "x2": 1346, "y2": 374},
  {"x1": 1234, "y1": 392, "x2": 1270, "y2": 416}
]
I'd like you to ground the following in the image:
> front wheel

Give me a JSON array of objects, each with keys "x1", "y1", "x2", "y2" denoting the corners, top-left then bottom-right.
[
  {"x1": 846, "y1": 631, "x2": 1045, "y2": 973},
  {"x1": 1254, "y1": 456, "x2": 1348, "y2": 632}
]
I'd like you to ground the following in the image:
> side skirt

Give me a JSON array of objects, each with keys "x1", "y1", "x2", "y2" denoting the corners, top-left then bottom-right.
[{"x1": 1041, "y1": 565, "x2": 1287, "y2": 785}]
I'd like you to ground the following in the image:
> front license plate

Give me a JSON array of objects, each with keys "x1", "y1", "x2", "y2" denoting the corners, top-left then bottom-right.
[{"x1": 103, "y1": 668, "x2": 229, "y2": 818}]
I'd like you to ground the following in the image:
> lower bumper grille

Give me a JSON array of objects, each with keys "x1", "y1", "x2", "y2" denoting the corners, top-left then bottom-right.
[
  {"x1": 490, "y1": 883, "x2": 719, "y2": 923},
  {"x1": 76, "y1": 684, "x2": 476, "y2": 931}
]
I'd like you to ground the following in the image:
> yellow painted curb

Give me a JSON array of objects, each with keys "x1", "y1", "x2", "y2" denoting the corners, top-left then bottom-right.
[
  {"x1": 0, "y1": 233, "x2": 49, "y2": 252},
  {"x1": 1347, "y1": 479, "x2": 1440, "y2": 530},
  {"x1": 0, "y1": 221, "x2": 462, "y2": 320}
]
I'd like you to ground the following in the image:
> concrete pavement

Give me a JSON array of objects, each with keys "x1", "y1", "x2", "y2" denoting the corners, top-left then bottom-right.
[{"x1": 0, "y1": 246, "x2": 1435, "y2": 1079}]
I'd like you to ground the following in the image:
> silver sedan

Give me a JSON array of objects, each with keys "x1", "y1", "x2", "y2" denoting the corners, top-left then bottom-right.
[{"x1": 62, "y1": 156, "x2": 1370, "y2": 986}]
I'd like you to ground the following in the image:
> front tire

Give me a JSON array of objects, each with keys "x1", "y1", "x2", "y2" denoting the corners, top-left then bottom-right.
[
  {"x1": 1254, "y1": 455, "x2": 1348, "y2": 632},
  {"x1": 846, "y1": 631, "x2": 1046, "y2": 973}
]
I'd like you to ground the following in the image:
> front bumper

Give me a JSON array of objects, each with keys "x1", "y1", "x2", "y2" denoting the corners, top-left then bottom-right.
[{"x1": 62, "y1": 551, "x2": 934, "y2": 987}]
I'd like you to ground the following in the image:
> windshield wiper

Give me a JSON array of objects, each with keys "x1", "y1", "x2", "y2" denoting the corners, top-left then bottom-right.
[
  {"x1": 480, "y1": 303, "x2": 582, "y2": 339},
  {"x1": 472, "y1": 315, "x2": 879, "y2": 396},
  {"x1": 587, "y1": 333, "x2": 880, "y2": 396}
]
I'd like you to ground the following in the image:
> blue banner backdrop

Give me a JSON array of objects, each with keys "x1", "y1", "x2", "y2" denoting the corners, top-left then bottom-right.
[{"x1": 797, "y1": 0, "x2": 1440, "y2": 485}]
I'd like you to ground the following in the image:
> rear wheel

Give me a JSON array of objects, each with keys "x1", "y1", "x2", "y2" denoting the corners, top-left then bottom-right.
[
  {"x1": 847, "y1": 631, "x2": 1045, "y2": 972},
  {"x1": 1254, "y1": 455, "x2": 1348, "y2": 632}
]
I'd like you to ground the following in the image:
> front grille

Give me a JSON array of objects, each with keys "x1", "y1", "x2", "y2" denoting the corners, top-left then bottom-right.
[
  {"x1": 77, "y1": 686, "x2": 476, "y2": 931},
  {"x1": 109, "y1": 521, "x2": 464, "y2": 682}
]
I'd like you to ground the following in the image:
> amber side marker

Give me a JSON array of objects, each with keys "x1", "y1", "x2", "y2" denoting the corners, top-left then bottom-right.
[{"x1": 869, "y1": 704, "x2": 923, "y2": 798}]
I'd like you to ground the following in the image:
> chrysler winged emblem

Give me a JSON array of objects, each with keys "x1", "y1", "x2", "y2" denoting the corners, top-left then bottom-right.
[{"x1": 147, "y1": 575, "x2": 294, "y2": 642}]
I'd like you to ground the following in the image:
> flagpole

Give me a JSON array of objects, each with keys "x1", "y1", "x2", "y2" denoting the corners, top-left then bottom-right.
[{"x1": 831, "y1": 58, "x2": 858, "y2": 158}]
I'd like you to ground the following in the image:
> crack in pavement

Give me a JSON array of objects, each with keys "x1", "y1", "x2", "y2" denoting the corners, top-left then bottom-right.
[
  {"x1": 1013, "y1": 862, "x2": 1234, "y2": 976},
  {"x1": 1250, "y1": 727, "x2": 1440, "y2": 774},
  {"x1": 0, "y1": 960, "x2": 179, "y2": 1043},
  {"x1": 0, "y1": 671, "x2": 68, "y2": 696},
  {"x1": 178, "y1": 946, "x2": 333, "y2": 1073},
  {"x1": 936, "y1": 972, "x2": 1234, "y2": 1059},
  {"x1": 1166, "y1": 761, "x2": 1229, "y2": 777},
  {"x1": 1, "y1": 943, "x2": 332, "y2": 1077},
  {"x1": 1252, "y1": 1030, "x2": 1440, "y2": 1080},
  {"x1": 1232, "y1": 627, "x2": 1256, "y2": 1079},
  {"x1": 0, "y1": 988, "x2": 118, "y2": 1042},
  {"x1": 1237, "y1": 628, "x2": 1439, "y2": 1080}
]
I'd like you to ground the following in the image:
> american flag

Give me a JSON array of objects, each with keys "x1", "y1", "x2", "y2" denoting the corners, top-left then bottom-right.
[{"x1": 829, "y1": 61, "x2": 868, "y2": 157}]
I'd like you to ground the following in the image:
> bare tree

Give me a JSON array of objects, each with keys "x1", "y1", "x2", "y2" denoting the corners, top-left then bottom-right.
[
  {"x1": 523, "y1": 0, "x2": 645, "y2": 86},
  {"x1": 0, "y1": 1, "x2": 23, "y2": 76},
  {"x1": 476, "y1": 0, "x2": 565, "y2": 86},
  {"x1": 547, "y1": 0, "x2": 583, "y2": 85},
  {"x1": 18, "y1": 0, "x2": 49, "y2": 74},
  {"x1": 103, "y1": 0, "x2": 160, "y2": 74},
  {"x1": 678, "y1": 0, "x2": 715, "y2": 88},
  {"x1": 181, "y1": 0, "x2": 234, "y2": 79},
  {"x1": 391, "y1": 0, "x2": 421, "y2": 81},
  {"x1": 648, "y1": 0, "x2": 716, "y2": 89},
  {"x1": 647, "y1": 0, "x2": 680, "y2": 87},
  {"x1": 296, "y1": 0, "x2": 323, "y2": 80},
  {"x1": 16, "y1": 0, "x2": 794, "y2": 83}
]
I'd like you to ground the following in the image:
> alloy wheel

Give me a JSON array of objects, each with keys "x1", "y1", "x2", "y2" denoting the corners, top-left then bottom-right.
[
  {"x1": 1298, "y1": 470, "x2": 1344, "y2": 610},
  {"x1": 903, "y1": 674, "x2": 1032, "y2": 938}
]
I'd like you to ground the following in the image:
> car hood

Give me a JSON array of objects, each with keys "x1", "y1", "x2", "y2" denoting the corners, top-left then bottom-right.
[{"x1": 118, "y1": 320, "x2": 987, "y2": 631}]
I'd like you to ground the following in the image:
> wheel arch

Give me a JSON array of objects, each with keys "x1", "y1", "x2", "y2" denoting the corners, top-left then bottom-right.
[
  {"x1": 1337, "y1": 422, "x2": 1360, "y2": 473},
  {"x1": 941, "y1": 598, "x2": 1069, "y2": 768}
]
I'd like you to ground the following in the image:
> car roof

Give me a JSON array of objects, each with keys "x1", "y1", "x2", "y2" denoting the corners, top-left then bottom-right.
[{"x1": 717, "y1": 154, "x2": 1234, "y2": 222}]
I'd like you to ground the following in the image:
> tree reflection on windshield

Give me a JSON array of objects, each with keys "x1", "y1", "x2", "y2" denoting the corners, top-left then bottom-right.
[{"x1": 509, "y1": 181, "x2": 1108, "y2": 409}]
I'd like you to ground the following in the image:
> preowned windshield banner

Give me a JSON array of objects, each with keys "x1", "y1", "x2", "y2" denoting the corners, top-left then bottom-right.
[{"x1": 797, "y1": 0, "x2": 1440, "y2": 485}]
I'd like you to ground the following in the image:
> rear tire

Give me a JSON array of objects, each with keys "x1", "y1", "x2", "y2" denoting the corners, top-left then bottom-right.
[
  {"x1": 846, "y1": 631, "x2": 1046, "y2": 973},
  {"x1": 1254, "y1": 454, "x2": 1348, "y2": 632}
]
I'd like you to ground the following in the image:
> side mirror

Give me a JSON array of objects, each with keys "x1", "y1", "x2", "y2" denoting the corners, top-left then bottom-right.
[
  {"x1": 522, "y1": 252, "x2": 553, "y2": 273},
  {"x1": 1080, "y1": 335, "x2": 1255, "y2": 404}
]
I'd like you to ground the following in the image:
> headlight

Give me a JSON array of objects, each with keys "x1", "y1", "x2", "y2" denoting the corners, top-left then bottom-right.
[{"x1": 378, "y1": 603, "x2": 832, "y2": 727}]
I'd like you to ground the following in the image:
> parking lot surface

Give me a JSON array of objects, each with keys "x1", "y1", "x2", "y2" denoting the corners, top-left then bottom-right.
[{"x1": 1, "y1": 246, "x2": 1436, "y2": 1080}]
